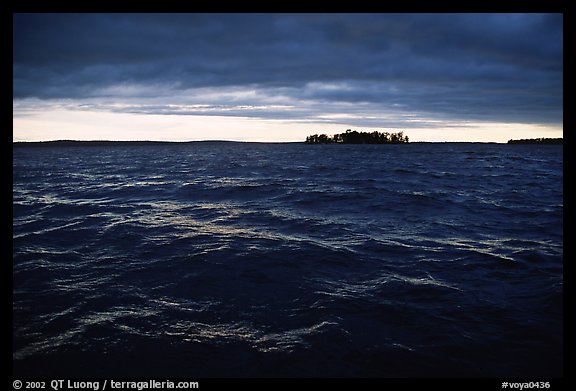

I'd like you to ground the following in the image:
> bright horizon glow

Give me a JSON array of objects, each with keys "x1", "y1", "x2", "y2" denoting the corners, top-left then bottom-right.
[
  {"x1": 12, "y1": 108, "x2": 563, "y2": 143},
  {"x1": 13, "y1": 14, "x2": 562, "y2": 143}
]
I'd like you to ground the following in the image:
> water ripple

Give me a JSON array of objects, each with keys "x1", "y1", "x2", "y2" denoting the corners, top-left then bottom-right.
[{"x1": 13, "y1": 142, "x2": 563, "y2": 377}]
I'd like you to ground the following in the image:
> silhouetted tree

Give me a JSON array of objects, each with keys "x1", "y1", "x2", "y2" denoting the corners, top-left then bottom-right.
[{"x1": 305, "y1": 129, "x2": 409, "y2": 144}]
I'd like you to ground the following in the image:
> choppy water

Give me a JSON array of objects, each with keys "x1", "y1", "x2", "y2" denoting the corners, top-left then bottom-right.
[{"x1": 13, "y1": 142, "x2": 563, "y2": 377}]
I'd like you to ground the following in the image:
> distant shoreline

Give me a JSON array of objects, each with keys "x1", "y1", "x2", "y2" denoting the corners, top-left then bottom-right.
[
  {"x1": 13, "y1": 139, "x2": 562, "y2": 147},
  {"x1": 12, "y1": 140, "x2": 267, "y2": 147},
  {"x1": 507, "y1": 138, "x2": 563, "y2": 145}
]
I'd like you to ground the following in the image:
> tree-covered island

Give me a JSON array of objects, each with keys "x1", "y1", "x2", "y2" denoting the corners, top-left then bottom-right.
[{"x1": 305, "y1": 129, "x2": 409, "y2": 144}]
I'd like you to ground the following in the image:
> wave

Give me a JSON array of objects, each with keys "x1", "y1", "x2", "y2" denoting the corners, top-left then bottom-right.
[{"x1": 13, "y1": 142, "x2": 563, "y2": 377}]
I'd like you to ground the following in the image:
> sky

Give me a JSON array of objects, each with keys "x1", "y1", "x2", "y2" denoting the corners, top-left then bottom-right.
[{"x1": 13, "y1": 13, "x2": 563, "y2": 142}]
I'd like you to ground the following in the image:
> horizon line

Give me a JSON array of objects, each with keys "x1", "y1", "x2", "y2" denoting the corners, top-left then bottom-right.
[{"x1": 13, "y1": 139, "x2": 555, "y2": 146}]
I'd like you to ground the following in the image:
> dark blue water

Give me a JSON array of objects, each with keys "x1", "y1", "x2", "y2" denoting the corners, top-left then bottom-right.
[{"x1": 13, "y1": 142, "x2": 563, "y2": 377}]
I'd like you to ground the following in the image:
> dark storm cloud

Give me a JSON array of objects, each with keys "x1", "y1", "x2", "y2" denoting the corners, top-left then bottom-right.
[{"x1": 13, "y1": 13, "x2": 563, "y2": 125}]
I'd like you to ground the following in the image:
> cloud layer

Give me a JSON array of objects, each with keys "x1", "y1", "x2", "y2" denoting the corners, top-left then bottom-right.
[{"x1": 13, "y1": 13, "x2": 563, "y2": 128}]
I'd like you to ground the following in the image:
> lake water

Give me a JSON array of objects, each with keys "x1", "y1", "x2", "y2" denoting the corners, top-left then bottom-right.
[{"x1": 13, "y1": 142, "x2": 563, "y2": 377}]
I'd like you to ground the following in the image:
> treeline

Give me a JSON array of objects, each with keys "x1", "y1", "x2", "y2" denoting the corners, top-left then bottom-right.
[
  {"x1": 507, "y1": 138, "x2": 563, "y2": 145},
  {"x1": 305, "y1": 129, "x2": 409, "y2": 144}
]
